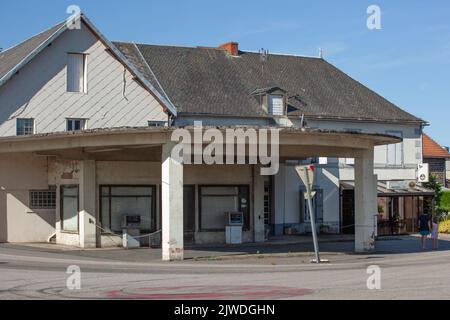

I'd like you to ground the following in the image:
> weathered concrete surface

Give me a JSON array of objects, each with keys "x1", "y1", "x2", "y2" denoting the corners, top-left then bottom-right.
[
  {"x1": 79, "y1": 160, "x2": 96, "y2": 248},
  {"x1": 161, "y1": 142, "x2": 184, "y2": 261},
  {"x1": 1, "y1": 234, "x2": 450, "y2": 300},
  {"x1": 354, "y1": 148, "x2": 377, "y2": 252}
]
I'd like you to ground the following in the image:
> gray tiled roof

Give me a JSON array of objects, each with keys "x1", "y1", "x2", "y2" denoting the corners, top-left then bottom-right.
[
  {"x1": 0, "y1": 22, "x2": 64, "y2": 81},
  {"x1": 0, "y1": 20, "x2": 424, "y2": 124},
  {"x1": 114, "y1": 42, "x2": 424, "y2": 124}
]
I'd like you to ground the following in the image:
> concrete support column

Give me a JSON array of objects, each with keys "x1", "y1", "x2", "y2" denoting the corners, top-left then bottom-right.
[
  {"x1": 0, "y1": 190, "x2": 7, "y2": 243},
  {"x1": 273, "y1": 163, "x2": 285, "y2": 235},
  {"x1": 79, "y1": 160, "x2": 97, "y2": 248},
  {"x1": 354, "y1": 148, "x2": 377, "y2": 253},
  {"x1": 161, "y1": 142, "x2": 184, "y2": 261},
  {"x1": 253, "y1": 165, "x2": 265, "y2": 242}
]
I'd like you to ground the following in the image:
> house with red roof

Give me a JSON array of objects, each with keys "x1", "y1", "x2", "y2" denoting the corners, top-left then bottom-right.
[{"x1": 422, "y1": 133, "x2": 450, "y2": 186}]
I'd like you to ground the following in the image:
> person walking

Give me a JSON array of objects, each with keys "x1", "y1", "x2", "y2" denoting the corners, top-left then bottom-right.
[
  {"x1": 431, "y1": 217, "x2": 439, "y2": 250},
  {"x1": 418, "y1": 212, "x2": 432, "y2": 250}
]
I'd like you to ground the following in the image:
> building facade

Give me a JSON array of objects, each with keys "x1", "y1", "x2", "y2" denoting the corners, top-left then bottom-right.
[
  {"x1": 0, "y1": 14, "x2": 429, "y2": 260},
  {"x1": 422, "y1": 134, "x2": 450, "y2": 186}
]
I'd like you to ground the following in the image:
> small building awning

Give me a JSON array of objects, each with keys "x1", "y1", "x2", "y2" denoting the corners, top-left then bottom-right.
[{"x1": 341, "y1": 181, "x2": 435, "y2": 197}]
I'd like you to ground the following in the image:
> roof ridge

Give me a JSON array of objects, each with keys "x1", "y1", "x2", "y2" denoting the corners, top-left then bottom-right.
[
  {"x1": 113, "y1": 41, "x2": 323, "y2": 59},
  {"x1": 132, "y1": 42, "x2": 176, "y2": 110},
  {"x1": 120, "y1": 41, "x2": 198, "y2": 50},
  {"x1": 242, "y1": 50, "x2": 322, "y2": 59}
]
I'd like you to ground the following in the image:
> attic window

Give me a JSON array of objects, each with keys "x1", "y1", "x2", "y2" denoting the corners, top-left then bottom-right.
[
  {"x1": 67, "y1": 53, "x2": 87, "y2": 93},
  {"x1": 268, "y1": 95, "x2": 285, "y2": 116}
]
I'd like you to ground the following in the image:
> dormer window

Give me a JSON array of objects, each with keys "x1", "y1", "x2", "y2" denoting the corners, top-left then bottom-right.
[
  {"x1": 251, "y1": 86, "x2": 287, "y2": 116},
  {"x1": 268, "y1": 95, "x2": 284, "y2": 116}
]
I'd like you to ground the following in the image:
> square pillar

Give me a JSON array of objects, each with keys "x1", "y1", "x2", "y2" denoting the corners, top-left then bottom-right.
[
  {"x1": 79, "y1": 160, "x2": 97, "y2": 248},
  {"x1": 354, "y1": 148, "x2": 377, "y2": 252},
  {"x1": 0, "y1": 190, "x2": 7, "y2": 243},
  {"x1": 273, "y1": 163, "x2": 285, "y2": 235},
  {"x1": 162, "y1": 142, "x2": 184, "y2": 261},
  {"x1": 253, "y1": 165, "x2": 265, "y2": 242}
]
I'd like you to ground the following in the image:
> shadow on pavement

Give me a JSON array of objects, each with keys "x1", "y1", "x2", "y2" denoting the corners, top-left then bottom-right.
[
  {"x1": 1, "y1": 234, "x2": 449, "y2": 262},
  {"x1": 185, "y1": 234, "x2": 450, "y2": 258}
]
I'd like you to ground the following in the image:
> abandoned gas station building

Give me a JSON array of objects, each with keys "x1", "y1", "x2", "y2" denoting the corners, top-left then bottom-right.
[{"x1": 0, "y1": 14, "x2": 430, "y2": 260}]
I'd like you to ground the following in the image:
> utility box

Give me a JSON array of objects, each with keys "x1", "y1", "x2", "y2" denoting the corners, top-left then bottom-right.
[
  {"x1": 122, "y1": 228, "x2": 140, "y2": 248},
  {"x1": 122, "y1": 215, "x2": 142, "y2": 249},
  {"x1": 225, "y1": 212, "x2": 243, "y2": 244}
]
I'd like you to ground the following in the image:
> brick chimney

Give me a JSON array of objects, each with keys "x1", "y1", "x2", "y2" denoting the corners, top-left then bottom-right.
[{"x1": 219, "y1": 42, "x2": 239, "y2": 56}]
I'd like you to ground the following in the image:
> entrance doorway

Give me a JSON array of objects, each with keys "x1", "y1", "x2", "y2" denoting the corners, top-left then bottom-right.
[
  {"x1": 341, "y1": 189, "x2": 355, "y2": 234},
  {"x1": 183, "y1": 185, "x2": 195, "y2": 244}
]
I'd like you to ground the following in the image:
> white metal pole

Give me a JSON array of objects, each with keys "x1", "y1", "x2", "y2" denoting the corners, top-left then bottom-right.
[{"x1": 305, "y1": 168, "x2": 320, "y2": 263}]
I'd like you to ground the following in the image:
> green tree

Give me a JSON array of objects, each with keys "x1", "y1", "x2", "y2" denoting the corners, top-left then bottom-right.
[
  {"x1": 423, "y1": 175, "x2": 443, "y2": 207},
  {"x1": 423, "y1": 175, "x2": 445, "y2": 219}
]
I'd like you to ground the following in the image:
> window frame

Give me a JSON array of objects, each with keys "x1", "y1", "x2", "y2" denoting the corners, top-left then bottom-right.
[
  {"x1": 148, "y1": 120, "x2": 168, "y2": 127},
  {"x1": 29, "y1": 188, "x2": 56, "y2": 210},
  {"x1": 303, "y1": 194, "x2": 316, "y2": 222},
  {"x1": 16, "y1": 118, "x2": 35, "y2": 136},
  {"x1": 66, "y1": 52, "x2": 88, "y2": 93},
  {"x1": 60, "y1": 185, "x2": 80, "y2": 233},
  {"x1": 198, "y1": 184, "x2": 250, "y2": 232},
  {"x1": 66, "y1": 118, "x2": 87, "y2": 132},
  {"x1": 99, "y1": 185, "x2": 157, "y2": 234},
  {"x1": 386, "y1": 130, "x2": 404, "y2": 166},
  {"x1": 268, "y1": 94, "x2": 285, "y2": 116}
]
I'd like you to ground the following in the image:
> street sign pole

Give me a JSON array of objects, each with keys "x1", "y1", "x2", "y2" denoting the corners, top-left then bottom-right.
[{"x1": 304, "y1": 167, "x2": 321, "y2": 264}]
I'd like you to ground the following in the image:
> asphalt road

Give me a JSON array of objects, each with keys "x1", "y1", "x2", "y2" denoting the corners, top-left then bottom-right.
[{"x1": 0, "y1": 238, "x2": 449, "y2": 300}]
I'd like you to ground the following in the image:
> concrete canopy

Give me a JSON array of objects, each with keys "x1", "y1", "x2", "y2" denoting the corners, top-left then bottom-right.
[
  {"x1": 0, "y1": 126, "x2": 397, "y2": 259},
  {"x1": 0, "y1": 126, "x2": 400, "y2": 156}
]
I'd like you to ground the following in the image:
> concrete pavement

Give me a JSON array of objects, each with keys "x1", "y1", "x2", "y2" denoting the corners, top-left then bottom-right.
[{"x1": 0, "y1": 234, "x2": 450, "y2": 299}]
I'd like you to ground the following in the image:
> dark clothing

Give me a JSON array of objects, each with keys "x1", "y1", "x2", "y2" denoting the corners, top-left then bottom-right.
[{"x1": 418, "y1": 214, "x2": 431, "y2": 231}]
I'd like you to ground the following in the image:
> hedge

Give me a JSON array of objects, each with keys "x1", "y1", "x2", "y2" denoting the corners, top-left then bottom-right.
[
  {"x1": 439, "y1": 218, "x2": 450, "y2": 234},
  {"x1": 441, "y1": 191, "x2": 450, "y2": 212}
]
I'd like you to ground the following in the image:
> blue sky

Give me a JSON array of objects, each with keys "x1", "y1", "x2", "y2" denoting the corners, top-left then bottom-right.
[{"x1": 1, "y1": 0, "x2": 449, "y2": 147}]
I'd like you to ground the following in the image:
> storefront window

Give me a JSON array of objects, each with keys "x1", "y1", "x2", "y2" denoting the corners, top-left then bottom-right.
[
  {"x1": 61, "y1": 185, "x2": 79, "y2": 232},
  {"x1": 100, "y1": 186, "x2": 155, "y2": 233},
  {"x1": 200, "y1": 186, "x2": 249, "y2": 231}
]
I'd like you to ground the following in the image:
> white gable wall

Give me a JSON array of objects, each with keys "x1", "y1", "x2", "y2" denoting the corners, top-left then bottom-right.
[{"x1": 0, "y1": 22, "x2": 166, "y2": 137}]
